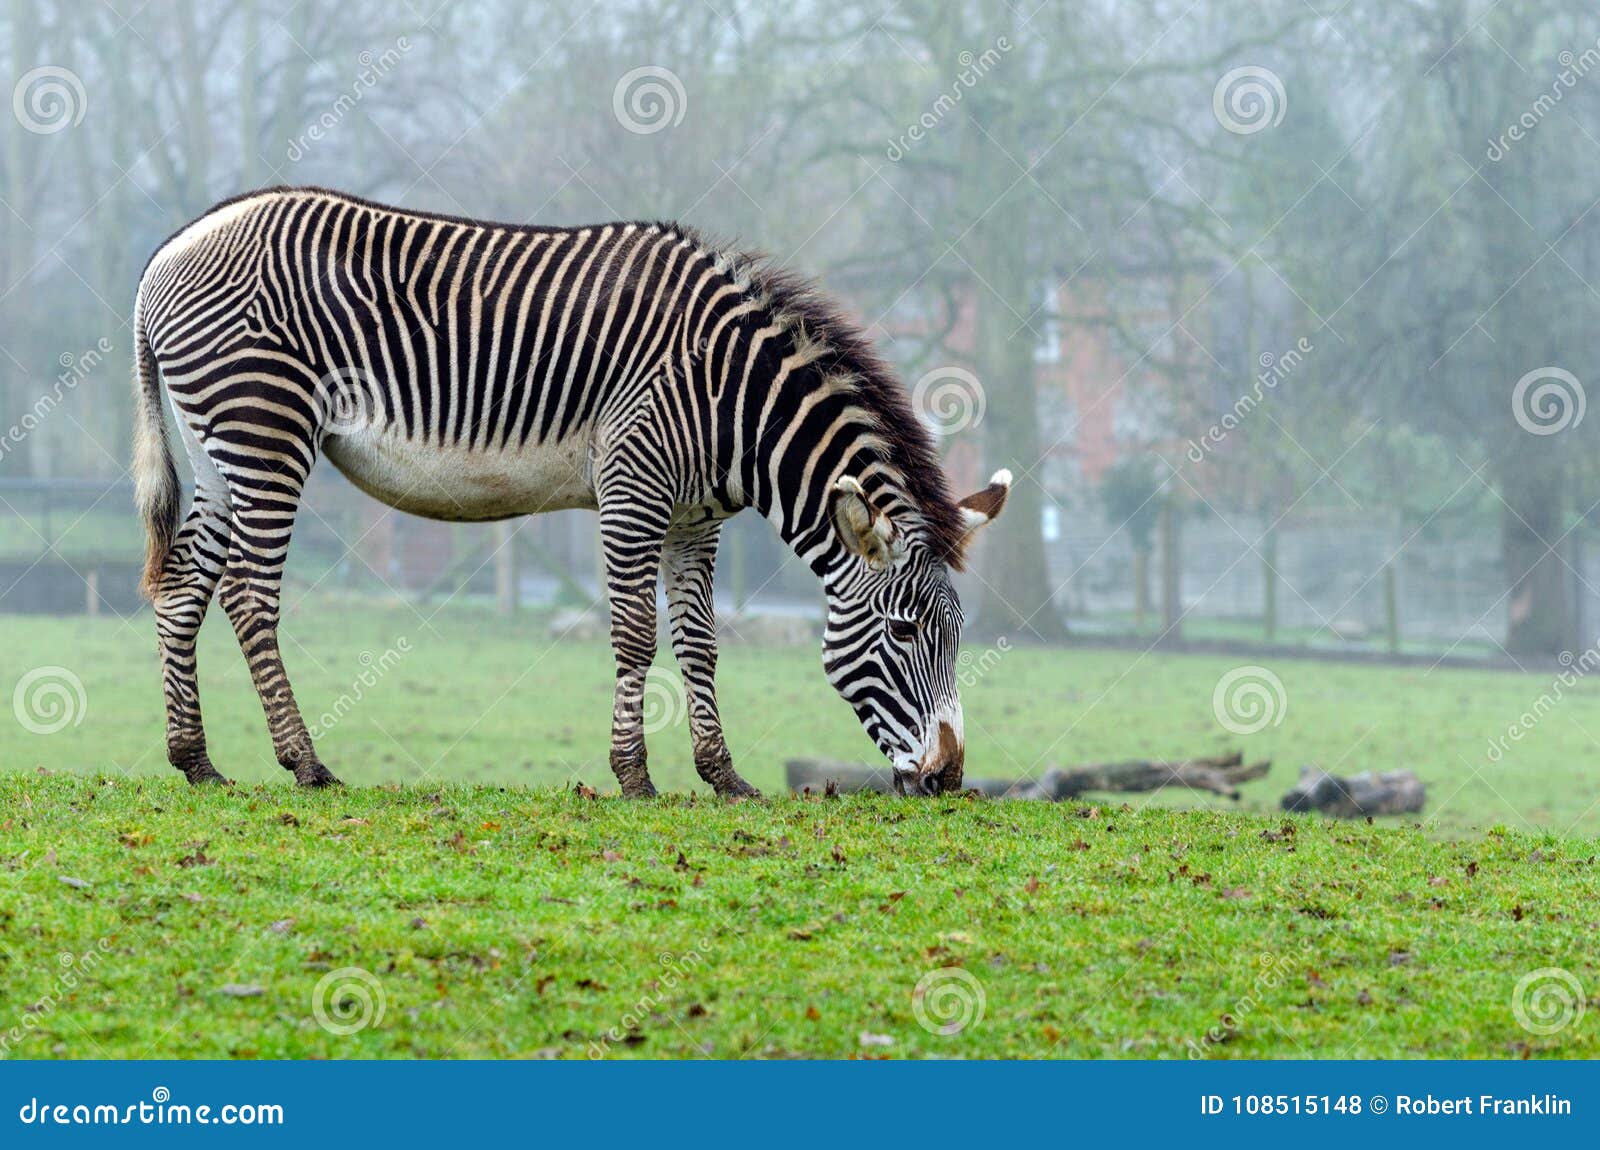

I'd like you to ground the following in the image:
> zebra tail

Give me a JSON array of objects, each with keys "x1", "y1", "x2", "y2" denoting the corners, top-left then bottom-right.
[{"x1": 132, "y1": 290, "x2": 179, "y2": 599}]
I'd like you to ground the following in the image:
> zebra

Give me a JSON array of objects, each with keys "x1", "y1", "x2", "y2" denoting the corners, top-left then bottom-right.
[{"x1": 132, "y1": 187, "x2": 1010, "y2": 798}]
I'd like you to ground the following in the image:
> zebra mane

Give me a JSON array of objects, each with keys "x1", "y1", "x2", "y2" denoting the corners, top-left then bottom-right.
[{"x1": 693, "y1": 236, "x2": 970, "y2": 570}]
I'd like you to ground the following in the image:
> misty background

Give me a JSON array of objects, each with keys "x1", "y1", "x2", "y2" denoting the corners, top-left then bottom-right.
[{"x1": 4, "y1": 0, "x2": 1600, "y2": 667}]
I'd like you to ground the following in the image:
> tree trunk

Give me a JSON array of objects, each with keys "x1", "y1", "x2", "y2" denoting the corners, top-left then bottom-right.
[
  {"x1": 1501, "y1": 460, "x2": 1568, "y2": 656},
  {"x1": 1261, "y1": 520, "x2": 1278, "y2": 642},
  {"x1": 968, "y1": 258, "x2": 1067, "y2": 642},
  {"x1": 1132, "y1": 547, "x2": 1149, "y2": 631},
  {"x1": 1160, "y1": 495, "x2": 1182, "y2": 638},
  {"x1": 1383, "y1": 561, "x2": 1400, "y2": 654}
]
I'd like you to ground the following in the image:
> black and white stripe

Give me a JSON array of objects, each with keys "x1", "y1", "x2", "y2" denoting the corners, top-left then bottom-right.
[{"x1": 132, "y1": 187, "x2": 1009, "y2": 796}]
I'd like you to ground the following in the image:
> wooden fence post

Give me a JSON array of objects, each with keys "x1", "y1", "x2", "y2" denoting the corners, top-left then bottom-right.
[
  {"x1": 1160, "y1": 495, "x2": 1181, "y2": 638},
  {"x1": 495, "y1": 521, "x2": 518, "y2": 615}
]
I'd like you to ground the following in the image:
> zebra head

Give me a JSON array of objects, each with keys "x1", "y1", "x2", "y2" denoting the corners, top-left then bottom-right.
[{"x1": 821, "y1": 469, "x2": 1012, "y2": 796}]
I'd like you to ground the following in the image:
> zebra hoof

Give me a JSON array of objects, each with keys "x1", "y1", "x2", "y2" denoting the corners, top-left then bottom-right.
[
  {"x1": 185, "y1": 762, "x2": 232, "y2": 786},
  {"x1": 294, "y1": 762, "x2": 343, "y2": 788},
  {"x1": 714, "y1": 776, "x2": 762, "y2": 800},
  {"x1": 620, "y1": 778, "x2": 659, "y2": 799}
]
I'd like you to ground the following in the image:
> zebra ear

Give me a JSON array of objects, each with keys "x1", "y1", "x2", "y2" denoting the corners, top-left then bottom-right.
[
  {"x1": 831, "y1": 476, "x2": 904, "y2": 571},
  {"x1": 957, "y1": 469, "x2": 1012, "y2": 542}
]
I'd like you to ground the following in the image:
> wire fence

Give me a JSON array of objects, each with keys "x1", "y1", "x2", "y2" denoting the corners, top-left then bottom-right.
[{"x1": 5, "y1": 475, "x2": 1595, "y2": 662}]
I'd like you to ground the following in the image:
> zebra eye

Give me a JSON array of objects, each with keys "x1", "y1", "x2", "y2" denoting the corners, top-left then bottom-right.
[{"x1": 887, "y1": 616, "x2": 919, "y2": 643}]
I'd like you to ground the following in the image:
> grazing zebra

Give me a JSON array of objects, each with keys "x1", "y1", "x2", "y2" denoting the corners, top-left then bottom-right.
[{"x1": 132, "y1": 187, "x2": 1010, "y2": 798}]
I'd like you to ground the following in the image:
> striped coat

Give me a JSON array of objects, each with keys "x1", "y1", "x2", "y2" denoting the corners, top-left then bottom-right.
[{"x1": 133, "y1": 188, "x2": 1009, "y2": 796}]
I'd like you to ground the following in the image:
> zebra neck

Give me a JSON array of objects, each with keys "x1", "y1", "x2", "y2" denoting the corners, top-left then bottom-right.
[{"x1": 750, "y1": 463, "x2": 923, "y2": 584}]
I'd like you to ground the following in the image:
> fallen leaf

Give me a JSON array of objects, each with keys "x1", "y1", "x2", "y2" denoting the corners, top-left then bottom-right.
[
  {"x1": 858, "y1": 1031, "x2": 894, "y2": 1048},
  {"x1": 57, "y1": 875, "x2": 90, "y2": 890},
  {"x1": 218, "y1": 984, "x2": 265, "y2": 998}
]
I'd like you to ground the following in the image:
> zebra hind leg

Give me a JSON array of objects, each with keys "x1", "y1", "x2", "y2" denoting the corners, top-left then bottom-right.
[
  {"x1": 154, "y1": 495, "x2": 233, "y2": 785},
  {"x1": 664, "y1": 520, "x2": 760, "y2": 798},
  {"x1": 215, "y1": 478, "x2": 341, "y2": 788}
]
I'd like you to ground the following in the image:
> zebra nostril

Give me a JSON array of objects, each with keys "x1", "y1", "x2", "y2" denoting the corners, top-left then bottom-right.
[{"x1": 920, "y1": 772, "x2": 942, "y2": 796}]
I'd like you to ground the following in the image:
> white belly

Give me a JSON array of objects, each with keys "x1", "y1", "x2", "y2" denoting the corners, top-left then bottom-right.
[{"x1": 323, "y1": 427, "x2": 597, "y2": 520}]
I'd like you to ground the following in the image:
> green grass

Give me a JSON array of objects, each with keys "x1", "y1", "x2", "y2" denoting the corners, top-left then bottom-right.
[
  {"x1": 0, "y1": 778, "x2": 1594, "y2": 1059},
  {"x1": 3, "y1": 605, "x2": 1599, "y2": 1059},
  {"x1": 4, "y1": 603, "x2": 1599, "y2": 836}
]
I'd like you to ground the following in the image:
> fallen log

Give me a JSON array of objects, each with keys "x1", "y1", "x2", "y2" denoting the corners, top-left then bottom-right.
[
  {"x1": 786, "y1": 751, "x2": 1269, "y2": 801},
  {"x1": 1280, "y1": 766, "x2": 1425, "y2": 818}
]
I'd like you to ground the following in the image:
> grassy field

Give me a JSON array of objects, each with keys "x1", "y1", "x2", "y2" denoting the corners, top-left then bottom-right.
[
  {"x1": 1, "y1": 777, "x2": 1595, "y2": 1059},
  {"x1": 4, "y1": 603, "x2": 1600, "y2": 836},
  {"x1": 2, "y1": 604, "x2": 1598, "y2": 1059}
]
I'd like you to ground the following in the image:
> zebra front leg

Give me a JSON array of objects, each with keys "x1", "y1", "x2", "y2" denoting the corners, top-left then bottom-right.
[
  {"x1": 216, "y1": 487, "x2": 340, "y2": 788},
  {"x1": 664, "y1": 520, "x2": 760, "y2": 798},
  {"x1": 598, "y1": 487, "x2": 673, "y2": 798},
  {"x1": 154, "y1": 497, "x2": 232, "y2": 785}
]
